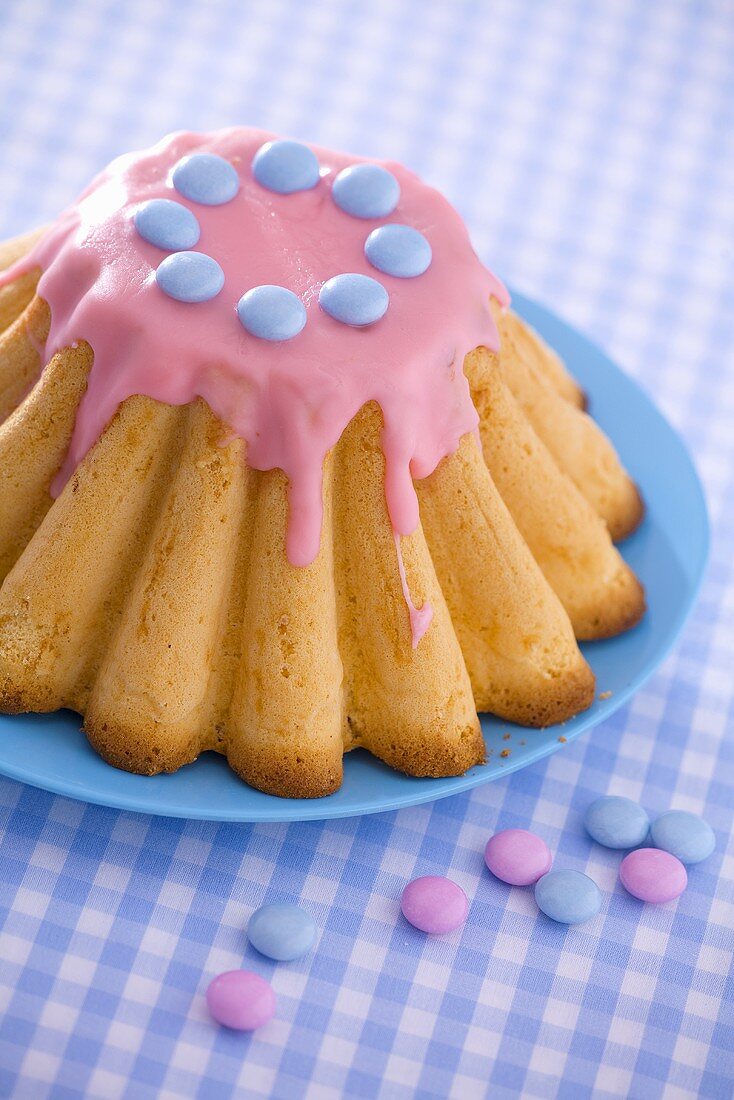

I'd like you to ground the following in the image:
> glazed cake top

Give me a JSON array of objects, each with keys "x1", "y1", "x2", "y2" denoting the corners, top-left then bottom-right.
[{"x1": 2, "y1": 127, "x2": 508, "y2": 569}]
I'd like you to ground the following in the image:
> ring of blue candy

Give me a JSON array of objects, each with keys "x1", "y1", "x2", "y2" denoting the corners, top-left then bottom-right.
[
  {"x1": 237, "y1": 285, "x2": 307, "y2": 341},
  {"x1": 134, "y1": 199, "x2": 201, "y2": 252},
  {"x1": 319, "y1": 273, "x2": 389, "y2": 327},
  {"x1": 146, "y1": 143, "x2": 436, "y2": 335},
  {"x1": 172, "y1": 153, "x2": 240, "y2": 206},
  {"x1": 332, "y1": 164, "x2": 400, "y2": 219},
  {"x1": 365, "y1": 224, "x2": 432, "y2": 278},
  {"x1": 252, "y1": 140, "x2": 320, "y2": 195},
  {"x1": 155, "y1": 252, "x2": 225, "y2": 303}
]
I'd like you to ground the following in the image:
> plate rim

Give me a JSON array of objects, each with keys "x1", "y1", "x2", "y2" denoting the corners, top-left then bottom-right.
[{"x1": 0, "y1": 291, "x2": 710, "y2": 821}]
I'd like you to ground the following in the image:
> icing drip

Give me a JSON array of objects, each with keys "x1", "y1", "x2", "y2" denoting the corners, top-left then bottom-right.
[
  {"x1": 394, "y1": 533, "x2": 433, "y2": 648},
  {"x1": 0, "y1": 127, "x2": 509, "y2": 640}
]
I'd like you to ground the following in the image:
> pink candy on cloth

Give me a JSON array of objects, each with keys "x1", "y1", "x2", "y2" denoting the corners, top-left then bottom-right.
[
  {"x1": 484, "y1": 828, "x2": 553, "y2": 886},
  {"x1": 203, "y1": 806, "x2": 701, "y2": 1035},
  {"x1": 619, "y1": 848, "x2": 688, "y2": 903},
  {"x1": 206, "y1": 970, "x2": 276, "y2": 1031},
  {"x1": 400, "y1": 876, "x2": 469, "y2": 933}
]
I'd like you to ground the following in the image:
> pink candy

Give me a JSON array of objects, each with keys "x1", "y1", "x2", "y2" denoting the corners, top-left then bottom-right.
[
  {"x1": 484, "y1": 828, "x2": 553, "y2": 886},
  {"x1": 619, "y1": 848, "x2": 688, "y2": 903},
  {"x1": 205, "y1": 807, "x2": 699, "y2": 1035},
  {"x1": 400, "y1": 876, "x2": 469, "y2": 933},
  {"x1": 206, "y1": 970, "x2": 275, "y2": 1031}
]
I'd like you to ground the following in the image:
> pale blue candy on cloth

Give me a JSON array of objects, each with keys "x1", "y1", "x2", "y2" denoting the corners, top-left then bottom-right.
[
  {"x1": 331, "y1": 164, "x2": 400, "y2": 219},
  {"x1": 252, "y1": 139, "x2": 320, "y2": 194},
  {"x1": 534, "y1": 869, "x2": 602, "y2": 924},
  {"x1": 155, "y1": 251, "x2": 224, "y2": 303},
  {"x1": 247, "y1": 903, "x2": 316, "y2": 961},
  {"x1": 172, "y1": 152, "x2": 240, "y2": 205},
  {"x1": 583, "y1": 795, "x2": 650, "y2": 849},
  {"x1": 319, "y1": 272, "x2": 388, "y2": 326},
  {"x1": 651, "y1": 809, "x2": 716, "y2": 865},
  {"x1": 237, "y1": 285, "x2": 307, "y2": 341},
  {"x1": 133, "y1": 199, "x2": 200, "y2": 251},
  {"x1": 364, "y1": 224, "x2": 432, "y2": 278}
]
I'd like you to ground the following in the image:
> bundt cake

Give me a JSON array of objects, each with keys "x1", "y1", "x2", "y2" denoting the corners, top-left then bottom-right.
[{"x1": 0, "y1": 128, "x2": 645, "y2": 798}]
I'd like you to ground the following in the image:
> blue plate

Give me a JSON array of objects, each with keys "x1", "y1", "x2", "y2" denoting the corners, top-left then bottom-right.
[{"x1": 0, "y1": 293, "x2": 709, "y2": 821}]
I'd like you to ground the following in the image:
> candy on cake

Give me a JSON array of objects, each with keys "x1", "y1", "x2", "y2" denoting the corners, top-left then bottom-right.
[{"x1": 0, "y1": 127, "x2": 645, "y2": 798}]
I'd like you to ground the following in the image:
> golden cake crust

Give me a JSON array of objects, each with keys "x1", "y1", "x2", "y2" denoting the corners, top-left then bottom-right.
[
  {"x1": 0, "y1": 225, "x2": 648, "y2": 798},
  {"x1": 495, "y1": 306, "x2": 645, "y2": 541}
]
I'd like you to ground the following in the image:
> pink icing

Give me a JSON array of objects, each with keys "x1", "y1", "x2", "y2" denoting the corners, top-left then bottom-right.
[
  {"x1": 394, "y1": 533, "x2": 434, "y2": 648},
  {"x1": 1, "y1": 127, "x2": 508, "y2": 644}
]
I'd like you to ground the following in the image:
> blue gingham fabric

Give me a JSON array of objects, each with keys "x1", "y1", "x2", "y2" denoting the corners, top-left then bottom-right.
[{"x1": 1, "y1": 1, "x2": 733, "y2": 1096}]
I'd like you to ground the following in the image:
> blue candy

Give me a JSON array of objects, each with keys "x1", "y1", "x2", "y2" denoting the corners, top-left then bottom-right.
[
  {"x1": 134, "y1": 199, "x2": 200, "y2": 251},
  {"x1": 252, "y1": 140, "x2": 320, "y2": 194},
  {"x1": 651, "y1": 810, "x2": 715, "y2": 865},
  {"x1": 155, "y1": 252, "x2": 224, "y2": 303},
  {"x1": 331, "y1": 164, "x2": 400, "y2": 219},
  {"x1": 365, "y1": 224, "x2": 432, "y2": 278},
  {"x1": 172, "y1": 153, "x2": 240, "y2": 205},
  {"x1": 584, "y1": 796, "x2": 650, "y2": 850},
  {"x1": 534, "y1": 870, "x2": 602, "y2": 924},
  {"x1": 247, "y1": 904, "x2": 316, "y2": 961},
  {"x1": 319, "y1": 273, "x2": 388, "y2": 327},
  {"x1": 237, "y1": 285, "x2": 307, "y2": 341}
]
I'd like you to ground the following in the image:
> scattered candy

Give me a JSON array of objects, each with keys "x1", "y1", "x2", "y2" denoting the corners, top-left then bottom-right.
[
  {"x1": 400, "y1": 876, "x2": 468, "y2": 934},
  {"x1": 619, "y1": 848, "x2": 687, "y2": 902},
  {"x1": 206, "y1": 970, "x2": 275, "y2": 1031},
  {"x1": 584, "y1": 795, "x2": 650, "y2": 850},
  {"x1": 133, "y1": 199, "x2": 200, "y2": 251},
  {"x1": 172, "y1": 152, "x2": 240, "y2": 205},
  {"x1": 155, "y1": 252, "x2": 225, "y2": 303},
  {"x1": 237, "y1": 285, "x2": 307, "y2": 341},
  {"x1": 247, "y1": 903, "x2": 316, "y2": 961},
  {"x1": 484, "y1": 828, "x2": 552, "y2": 886},
  {"x1": 650, "y1": 810, "x2": 715, "y2": 865},
  {"x1": 534, "y1": 869, "x2": 601, "y2": 924},
  {"x1": 252, "y1": 139, "x2": 320, "y2": 194},
  {"x1": 331, "y1": 164, "x2": 400, "y2": 219},
  {"x1": 319, "y1": 273, "x2": 388, "y2": 327},
  {"x1": 364, "y1": 224, "x2": 432, "y2": 278}
]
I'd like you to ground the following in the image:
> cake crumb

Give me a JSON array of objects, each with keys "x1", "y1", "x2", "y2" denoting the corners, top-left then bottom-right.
[
  {"x1": 558, "y1": 735, "x2": 567, "y2": 743},
  {"x1": 500, "y1": 748, "x2": 511, "y2": 758},
  {"x1": 599, "y1": 690, "x2": 613, "y2": 700},
  {"x1": 502, "y1": 733, "x2": 511, "y2": 741}
]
